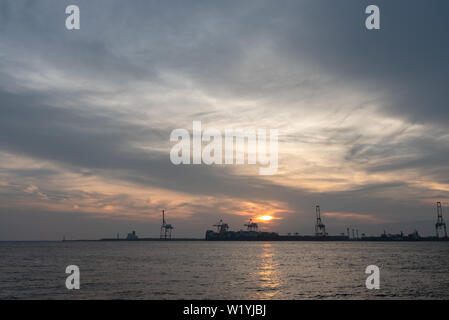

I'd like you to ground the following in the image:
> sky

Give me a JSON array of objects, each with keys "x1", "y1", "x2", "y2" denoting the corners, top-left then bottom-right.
[{"x1": 0, "y1": 0, "x2": 448, "y2": 240}]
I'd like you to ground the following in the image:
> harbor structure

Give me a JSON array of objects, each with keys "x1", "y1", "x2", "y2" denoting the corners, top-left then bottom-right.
[
  {"x1": 126, "y1": 230, "x2": 138, "y2": 240},
  {"x1": 435, "y1": 202, "x2": 448, "y2": 239},
  {"x1": 314, "y1": 205, "x2": 327, "y2": 237},
  {"x1": 160, "y1": 210, "x2": 174, "y2": 240}
]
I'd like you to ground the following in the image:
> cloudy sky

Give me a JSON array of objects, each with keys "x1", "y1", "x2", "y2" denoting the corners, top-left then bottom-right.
[{"x1": 1, "y1": 0, "x2": 448, "y2": 240}]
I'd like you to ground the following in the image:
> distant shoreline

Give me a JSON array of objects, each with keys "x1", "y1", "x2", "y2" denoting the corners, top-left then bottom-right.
[
  {"x1": 1, "y1": 237, "x2": 448, "y2": 242},
  {"x1": 67, "y1": 237, "x2": 449, "y2": 242}
]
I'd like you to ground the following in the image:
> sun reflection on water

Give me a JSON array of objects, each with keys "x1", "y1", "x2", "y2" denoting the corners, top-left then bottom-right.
[{"x1": 255, "y1": 243, "x2": 282, "y2": 298}]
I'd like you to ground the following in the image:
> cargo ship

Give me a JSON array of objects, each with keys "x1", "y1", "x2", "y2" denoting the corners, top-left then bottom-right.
[
  {"x1": 205, "y1": 219, "x2": 280, "y2": 241},
  {"x1": 205, "y1": 219, "x2": 348, "y2": 241}
]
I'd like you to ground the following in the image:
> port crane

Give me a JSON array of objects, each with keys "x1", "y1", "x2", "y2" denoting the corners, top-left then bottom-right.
[
  {"x1": 244, "y1": 219, "x2": 258, "y2": 232},
  {"x1": 436, "y1": 202, "x2": 448, "y2": 239},
  {"x1": 315, "y1": 205, "x2": 327, "y2": 237},
  {"x1": 213, "y1": 219, "x2": 229, "y2": 233},
  {"x1": 160, "y1": 210, "x2": 173, "y2": 240}
]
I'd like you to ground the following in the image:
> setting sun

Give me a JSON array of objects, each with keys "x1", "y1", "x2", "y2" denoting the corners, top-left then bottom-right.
[{"x1": 258, "y1": 216, "x2": 273, "y2": 221}]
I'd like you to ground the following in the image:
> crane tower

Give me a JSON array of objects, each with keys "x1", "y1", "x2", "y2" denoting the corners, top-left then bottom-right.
[
  {"x1": 315, "y1": 205, "x2": 327, "y2": 237},
  {"x1": 160, "y1": 210, "x2": 174, "y2": 240},
  {"x1": 436, "y1": 202, "x2": 447, "y2": 239}
]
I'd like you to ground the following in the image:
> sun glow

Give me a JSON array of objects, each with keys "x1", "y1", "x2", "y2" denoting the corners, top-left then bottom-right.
[{"x1": 258, "y1": 215, "x2": 273, "y2": 221}]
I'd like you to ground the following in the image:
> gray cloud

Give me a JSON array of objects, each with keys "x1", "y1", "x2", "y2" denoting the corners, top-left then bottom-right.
[{"x1": 1, "y1": 0, "x2": 448, "y2": 239}]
